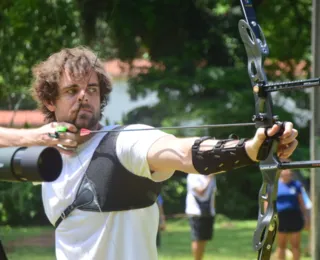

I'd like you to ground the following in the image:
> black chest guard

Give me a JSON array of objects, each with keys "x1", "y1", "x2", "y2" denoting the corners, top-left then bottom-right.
[{"x1": 54, "y1": 125, "x2": 161, "y2": 228}]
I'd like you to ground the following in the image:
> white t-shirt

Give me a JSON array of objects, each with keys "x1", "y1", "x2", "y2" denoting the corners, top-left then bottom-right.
[
  {"x1": 185, "y1": 174, "x2": 216, "y2": 216},
  {"x1": 42, "y1": 124, "x2": 174, "y2": 260}
]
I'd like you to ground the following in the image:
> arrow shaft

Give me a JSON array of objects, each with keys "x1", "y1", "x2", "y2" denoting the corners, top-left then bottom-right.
[{"x1": 87, "y1": 122, "x2": 256, "y2": 133}]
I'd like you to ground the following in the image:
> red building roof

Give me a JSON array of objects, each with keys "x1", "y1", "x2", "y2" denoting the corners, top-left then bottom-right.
[
  {"x1": 104, "y1": 59, "x2": 153, "y2": 78},
  {"x1": 0, "y1": 110, "x2": 45, "y2": 127}
]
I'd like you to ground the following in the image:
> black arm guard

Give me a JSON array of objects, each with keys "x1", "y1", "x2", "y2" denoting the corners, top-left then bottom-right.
[{"x1": 192, "y1": 136, "x2": 256, "y2": 175}]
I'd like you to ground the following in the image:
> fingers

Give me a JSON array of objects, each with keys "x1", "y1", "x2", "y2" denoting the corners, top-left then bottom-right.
[
  {"x1": 278, "y1": 139, "x2": 298, "y2": 158},
  {"x1": 275, "y1": 122, "x2": 298, "y2": 158},
  {"x1": 45, "y1": 122, "x2": 78, "y2": 148},
  {"x1": 254, "y1": 121, "x2": 299, "y2": 160},
  {"x1": 264, "y1": 122, "x2": 293, "y2": 138},
  {"x1": 256, "y1": 124, "x2": 283, "y2": 142},
  {"x1": 50, "y1": 122, "x2": 78, "y2": 133},
  {"x1": 48, "y1": 132, "x2": 78, "y2": 148},
  {"x1": 280, "y1": 122, "x2": 294, "y2": 139},
  {"x1": 53, "y1": 132, "x2": 78, "y2": 147},
  {"x1": 258, "y1": 122, "x2": 298, "y2": 143},
  {"x1": 265, "y1": 124, "x2": 281, "y2": 137},
  {"x1": 280, "y1": 128, "x2": 298, "y2": 145}
]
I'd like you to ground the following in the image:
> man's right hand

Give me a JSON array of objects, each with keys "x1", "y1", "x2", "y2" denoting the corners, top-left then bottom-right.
[{"x1": 37, "y1": 122, "x2": 78, "y2": 153}]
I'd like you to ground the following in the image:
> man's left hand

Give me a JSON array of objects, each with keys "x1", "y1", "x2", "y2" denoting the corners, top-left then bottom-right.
[{"x1": 245, "y1": 122, "x2": 298, "y2": 161}]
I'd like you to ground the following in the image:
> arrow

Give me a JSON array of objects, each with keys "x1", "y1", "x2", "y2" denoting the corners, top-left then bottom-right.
[{"x1": 79, "y1": 122, "x2": 256, "y2": 136}]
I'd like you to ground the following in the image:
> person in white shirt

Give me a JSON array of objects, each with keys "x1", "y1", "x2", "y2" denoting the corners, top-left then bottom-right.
[
  {"x1": 186, "y1": 174, "x2": 216, "y2": 260},
  {"x1": 0, "y1": 46, "x2": 298, "y2": 260}
]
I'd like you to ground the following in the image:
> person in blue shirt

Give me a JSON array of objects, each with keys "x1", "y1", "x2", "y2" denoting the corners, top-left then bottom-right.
[{"x1": 275, "y1": 167, "x2": 308, "y2": 260}]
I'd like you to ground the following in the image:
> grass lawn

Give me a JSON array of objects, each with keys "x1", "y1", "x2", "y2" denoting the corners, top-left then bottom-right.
[
  {"x1": 1, "y1": 225, "x2": 55, "y2": 260},
  {"x1": 0, "y1": 219, "x2": 311, "y2": 260},
  {"x1": 159, "y1": 218, "x2": 310, "y2": 260}
]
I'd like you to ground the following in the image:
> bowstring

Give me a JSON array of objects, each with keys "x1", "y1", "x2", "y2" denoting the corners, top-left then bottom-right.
[
  {"x1": 71, "y1": 2, "x2": 121, "y2": 251},
  {"x1": 68, "y1": 1, "x2": 119, "y2": 249},
  {"x1": 49, "y1": 0, "x2": 120, "y2": 252},
  {"x1": 72, "y1": 51, "x2": 103, "y2": 213}
]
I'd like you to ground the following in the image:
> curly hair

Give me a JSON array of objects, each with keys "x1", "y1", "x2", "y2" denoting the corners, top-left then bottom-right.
[{"x1": 31, "y1": 46, "x2": 112, "y2": 122}]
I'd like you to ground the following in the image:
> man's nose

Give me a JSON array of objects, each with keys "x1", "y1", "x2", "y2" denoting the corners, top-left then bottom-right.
[{"x1": 78, "y1": 89, "x2": 88, "y2": 103}]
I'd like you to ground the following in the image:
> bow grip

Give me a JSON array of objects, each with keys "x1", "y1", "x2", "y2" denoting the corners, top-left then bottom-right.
[{"x1": 257, "y1": 122, "x2": 285, "y2": 160}]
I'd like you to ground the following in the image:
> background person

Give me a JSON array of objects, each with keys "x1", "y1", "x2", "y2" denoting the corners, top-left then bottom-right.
[
  {"x1": 185, "y1": 174, "x2": 216, "y2": 260},
  {"x1": 275, "y1": 168, "x2": 308, "y2": 260},
  {"x1": 156, "y1": 194, "x2": 166, "y2": 248}
]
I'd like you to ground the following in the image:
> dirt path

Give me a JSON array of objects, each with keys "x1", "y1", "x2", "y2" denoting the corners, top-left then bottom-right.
[{"x1": 4, "y1": 230, "x2": 55, "y2": 253}]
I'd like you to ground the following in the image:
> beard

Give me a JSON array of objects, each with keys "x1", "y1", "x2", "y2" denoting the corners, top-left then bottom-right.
[
  {"x1": 56, "y1": 103, "x2": 101, "y2": 130},
  {"x1": 74, "y1": 110, "x2": 100, "y2": 130}
]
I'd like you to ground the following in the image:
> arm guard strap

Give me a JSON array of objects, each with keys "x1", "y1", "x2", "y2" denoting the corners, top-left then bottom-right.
[{"x1": 192, "y1": 136, "x2": 256, "y2": 175}]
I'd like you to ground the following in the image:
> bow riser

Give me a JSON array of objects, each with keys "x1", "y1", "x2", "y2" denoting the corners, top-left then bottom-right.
[{"x1": 254, "y1": 141, "x2": 281, "y2": 259}]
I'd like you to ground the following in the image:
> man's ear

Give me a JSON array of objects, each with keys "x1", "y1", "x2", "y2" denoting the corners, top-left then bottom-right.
[{"x1": 44, "y1": 100, "x2": 56, "y2": 112}]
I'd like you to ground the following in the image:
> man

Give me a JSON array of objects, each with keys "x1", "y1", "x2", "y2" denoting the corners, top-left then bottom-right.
[
  {"x1": 0, "y1": 47, "x2": 298, "y2": 260},
  {"x1": 186, "y1": 174, "x2": 216, "y2": 260}
]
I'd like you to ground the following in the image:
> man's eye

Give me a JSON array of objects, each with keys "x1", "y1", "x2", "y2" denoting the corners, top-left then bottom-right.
[
  {"x1": 66, "y1": 89, "x2": 77, "y2": 95},
  {"x1": 88, "y1": 87, "x2": 98, "y2": 93}
]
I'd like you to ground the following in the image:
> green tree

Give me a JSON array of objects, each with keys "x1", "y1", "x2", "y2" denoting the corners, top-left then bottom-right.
[
  {"x1": 0, "y1": 0, "x2": 82, "y2": 224},
  {"x1": 90, "y1": 0, "x2": 311, "y2": 218},
  {"x1": 0, "y1": 0, "x2": 82, "y2": 110},
  {"x1": 0, "y1": 0, "x2": 313, "y2": 221}
]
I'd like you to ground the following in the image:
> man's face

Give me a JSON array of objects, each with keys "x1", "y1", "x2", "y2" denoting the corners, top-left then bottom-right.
[{"x1": 47, "y1": 69, "x2": 101, "y2": 130}]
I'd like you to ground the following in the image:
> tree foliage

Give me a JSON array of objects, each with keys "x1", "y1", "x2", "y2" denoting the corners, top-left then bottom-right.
[
  {"x1": 0, "y1": 0, "x2": 82, "y2": 110},
  {"x1": 87, "y1": 0, "x2": 312, "y2": 218},
  {"x1": 0, "y1": 0, "x2": 313, "y2": 222},
  {"x1": 0, "y1": 0, "x2": 83, "y2": 224}
]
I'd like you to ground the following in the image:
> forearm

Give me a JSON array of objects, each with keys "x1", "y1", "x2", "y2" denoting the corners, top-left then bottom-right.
[
  {"x1": 148, "y1": 136, "x2": 257, "y2": 174},
  {"x1": 148, "y1": 136, "x2": 206, "y2": 173},
  {"x1": 0, "y1": 127, "x2": 40, "y2": 147}
]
